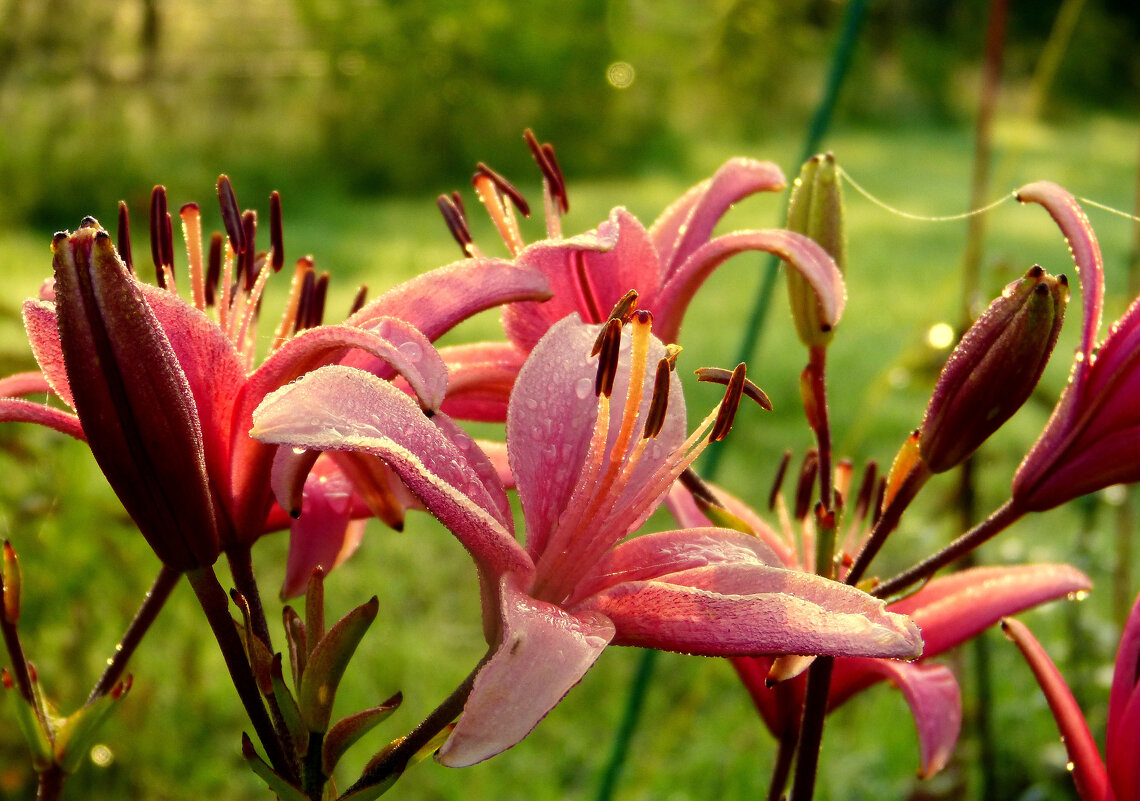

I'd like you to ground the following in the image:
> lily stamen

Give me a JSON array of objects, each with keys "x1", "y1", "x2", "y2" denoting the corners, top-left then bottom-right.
[
  {"x1": 592, "y1": 318, "x2": 622, "y2": 397},
  {"x1": 642, "y1": 359, "x2": 671, "y2": 440},
  {"x1": 205, "y1": 233, "x2": 223, "y2": 308},
  {"x1": 217, "y1": 175, "x2": 246, "y2": 255},
  {"x1": 269, "y1": 191, "x2": 284, "y2": 273},
  {"x1": 768, "y1": 449, "x2": 793, "y2": 512},
  {"x1": 437, "y1": 193, "x2": 479, "y2": 258},
  {"x1": 524, "y1": 128, "x2": 568, "y2": 238},
  {"x1": 116, "y1": 201, "x2": 134, "y2": 275},
  {"x1": 607, "y1": 289, "x2": 639, "y2": 325},
  {"x1": 472, "y1": 163, "x2": 529, "y2": 256}
]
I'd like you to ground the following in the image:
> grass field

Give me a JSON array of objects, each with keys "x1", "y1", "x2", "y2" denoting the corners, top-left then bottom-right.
[{"x1": 1, "y1": 113, "x2": 1137, "y2": 800}]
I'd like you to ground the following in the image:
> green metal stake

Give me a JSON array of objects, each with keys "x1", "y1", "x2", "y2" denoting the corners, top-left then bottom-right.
[{"x1": 593, "y1": 4, "x2": 869, "y2": 799}]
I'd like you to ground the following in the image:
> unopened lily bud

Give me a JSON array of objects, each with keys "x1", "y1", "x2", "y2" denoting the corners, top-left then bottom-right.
[
  {"x1": 52, "y1": 221, "x2": 221, "y2": 570},
  {"x1": 786, "y1": 153, "x2": 847, "y2": 347},
  {"x1": 919, "y1": 266, "x2": 1068, "y2": 473}
]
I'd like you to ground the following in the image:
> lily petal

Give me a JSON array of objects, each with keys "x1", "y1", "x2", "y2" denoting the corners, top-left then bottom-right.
[
  {"x1": 887, "y1": 563, "x2": 1091, "y2": 657},
  {"x1": 1003, "y1": 616, "x2": 1110, "y2": 801},
  {"x1": 345, "y1": 257, "x2": 552, "y2": 369},
  {"x1": 438, "y1": 579, "x2": 615, "y2": 767},
  {"x1": 437, "y1": 341, "x2": 528, "y2": 423},
  {"x1": 280, "y1": 462, "x2": 368, "y2": 599},
  {"x1": 503, "y1": 209, "x2": 659, "y2": 350},
  {"x1": 572, "y1": 527, "x2": 788, "y2": 602},
  {"x1": 833, "y1": 659, "x2": 960, "y2": 779},
  {"x1": 0, "y1": 398, "x2": 86, "y2": 440},
  {"x1": 576, "y1": 573, "x2": 922, "y2": 659},
  {"x1": 507, "y1": 315, "x2": 686, "y2": 561},
  {"x1": 22, "y1": 299, "x2": 73, "y2": 408},
  {"x1": 654, "y1": 229, "x2": 846, "y2": 344},
  {"x1": 251, "y1": 364, "x2": 532, "y2": 580},
  {"x1": 1107, "y1": 592, "x2": 1140, "y2": 776},
  {"x1": 649, "y1": 158, "x2": 786, "y2": 278}
]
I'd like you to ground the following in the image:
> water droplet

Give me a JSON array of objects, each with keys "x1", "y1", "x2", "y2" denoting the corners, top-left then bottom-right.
[
  {"x1": 575, "y1": 377, "x2": 593, "y2": 399},
  {"x1": 309, "y1": 417, "x2": 320, "y2": 426},
  {"x1": 1065, "y1": 761, "x2": 1074, "y2": 773},
  {"x1": 1067, "y1": 590, "x2": 1090, "y2": 602},
  {"x1": 292, "y1": 446, "x2": 308, "y2": 455},
  {"x1": 398, "y1": 340, "x2": 423, "y2": 363},
  {"x1": 524, "y1": 397, "x2": 539, "y2": 411}
]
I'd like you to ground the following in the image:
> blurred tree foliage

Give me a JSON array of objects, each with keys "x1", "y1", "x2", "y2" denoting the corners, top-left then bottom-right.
[{"x1": 0, "y1": 0, "x2": 1136, "y2": 227}]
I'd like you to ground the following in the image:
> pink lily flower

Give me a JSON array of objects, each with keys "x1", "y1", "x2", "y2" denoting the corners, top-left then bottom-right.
[
  {"x1": 1012, "y1": 181, "x2": 1140, "y2": 510},
  {"x1": 251, "y1": 310, "x2": 923, "y2": 767},
  {"x1": 668, "y1": 479, "x2": 1091, "y2": 778},
  {"x1": 0, "y1": 180, "x2": 549, "y2": 574},
  {"x1": 438, "y1": 132, "x2": 844, "y2": 421},
  {"x1": 1002, "y1": 589, "x2": 1140, "y2": 801}
]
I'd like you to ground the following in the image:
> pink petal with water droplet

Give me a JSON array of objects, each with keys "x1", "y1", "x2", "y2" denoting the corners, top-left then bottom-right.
[
  {"x1": 503, "y1": 209, "x2": 660, "y2": 350},
  {"x1": 654, "y1": 229, "x2": 846, "y2": 344},
  {"x1": 251, "y1": 365, "x2": 531, "y2": 581},
  {"x1": 650, "y1": 157, "x2": 786, "y2": 278},
  {"x1": 438, "y1": 579, "x2": 615, "y2": 767}
]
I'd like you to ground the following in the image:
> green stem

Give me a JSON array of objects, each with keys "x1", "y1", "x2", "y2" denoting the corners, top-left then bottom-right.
[
  {"x1": 35, "y1": 764, "x2": 64, "y2": 801},
  {"x1": 872, "y1": 499, "x2": 1025, "y2": 599},
  {"x1": 843, "y1": 460, "x2": 931, "y2": 587},
  {"x1": 595, "y1": 648, "x2": 659, "y2": 801},
  {"x1": 226, "y1": 545, "x2": 297, "y2": 778},
  {"x1": 766, "y1": 725, "x2": 798, "y2": 801},
  {"x1": 186, "y1": 566, "x2": 293, "y2": 780},
  {"x1": 346, "y1": 651, "x2": 490, "y2": 794},
  {"x1": 787, "y1": 657, "x2": 834, "y2": 801},
  {"x1": 88, "y1": 565, "x2": 181, "y2": 703}
]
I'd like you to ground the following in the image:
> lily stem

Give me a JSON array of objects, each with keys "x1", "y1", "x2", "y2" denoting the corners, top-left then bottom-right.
[
  {"x1": 35, "y1": 764, "x2": 64, "y2": 801},
  {"x1": 805, "y1": 345, "x2": 833, "y2": 514},
  {"x1": 88, "y1": 564, "x2": 181, "y2": 703},
  {"x1": 186, "y1": 565, "x2": 292, "y2": 780},
  {"x1": 346, "y1": 651, "x2": 491, "y2": 794},
  {"x1": 226, "y1": 544, "x2": 297, "y2": 777},
  {"x1": 844, "y1": 461, "x2": 930, "y2": 587},
  {"x1": 872, "y1": 499, "x2": 1024, "y2": 599},
  {"x1": 766, "y1": 725, "x2": 798, "y2": 801},
  {"x1": 788, "y1": 656, "x2": 834, "y2": 801}
]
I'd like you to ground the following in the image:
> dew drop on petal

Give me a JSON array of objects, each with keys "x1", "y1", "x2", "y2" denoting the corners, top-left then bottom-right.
[
  {"x1": 575, "y1": 377, "x2": 593, "y2": 399},
  {"x1": 398, "y1": 340, "x2": 423, "y2": 363},
  {"x1": 524, "y1": 397, "x2": 539, "y2": 411}
]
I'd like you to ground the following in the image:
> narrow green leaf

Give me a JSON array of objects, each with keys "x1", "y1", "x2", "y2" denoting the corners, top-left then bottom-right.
[
  {"x1": 241, "y1": 732, "x2": 309, "y2": 801},
  {"x1": 283, "y1": 605, "x2": 307, "y2": 692},
  {"x1": 54, "y1": 678, "x2": 131, "y2": 773},
  {"x1": 299, "y1": 597, "x2": 379, "y2": 732},
  {"x1": 322, "y1": 693, "x2": 402, "y2": 776},
  {"x1": 3, "y1": 541, "x2": 19, "y2": 623}
]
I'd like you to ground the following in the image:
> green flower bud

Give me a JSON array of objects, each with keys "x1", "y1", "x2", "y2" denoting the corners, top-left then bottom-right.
[
  {"x1": 919, "y1": 266, "x2": 1068, "y2": 473},
  {"x1": 786, "y1": 153, "x2": 847, "y2": 347}
]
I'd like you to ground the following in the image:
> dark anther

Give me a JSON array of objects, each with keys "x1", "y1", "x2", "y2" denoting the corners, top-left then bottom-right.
[
  {"x1": 349, "y1": 285, "x2": 368, "y2": 316},
  {"x1": 117, "y1": 201, "x2": 134, "y2": 274},
  {"x1": 216, "y1": 175, "x2": 246, "y2": 255},
  {"x1": 161, "y1": 210, "x2": 174, "y2": 276},
  {"x1": 871, "y1": 475, "x2": 886, "y2": 526},
  {"x1": 149, "y1": 186, "x2": 167, "y2": 286},
  {"x1": 591, "y1": 316, "x2": 620, "y2": 357},
  {"x1": 794, "y1": 449, "x2": 819, "y2": 521},
  {"x1": 768, "y1": 450, "x2": 793, "y2": 512},
  {"x1": 607, "y1": 289, "x2": 639, "y2": 324},
  {"x1": 437, "y1": 193, "x2": 475, "y2": 257},
  {"x1": 94, "y1": 230, "x2": 110, "y2": 242},
  {"x1": 594, "y1": 318, "x2": 622, "y2": 397},
  {"x1": 270, "y1": 191, "x2": 284, "y2": 272},
  {"x1": 523, "y1": 129, "x2": 569, "y2": 213},
  {"x1": 239, "y1": 211, "x2": 258, "y2": 291},
  {"x1": 473, "y1": 162, "x2": 531, "y2": 217},
  {"x1": 643, "y1": 359, "x2": 672, "y2": 439},
  {"x1": 79, "y1": 216, "x2": 100, "y2": 229},
  {"x1": 205, "y1": 232, "x2": 223, "y2": 307},
  {"x1": 708, "y1": 363, "x2": 749, "y2": 442},
  {"x1": 308, "y1": 272, "x2": 330, "y2": 330},
  {"x1": 423, "y1": 408, "x2": 436, "y2": 419},
  {"x1": 695, "y1": 365, "x2": 773, "y2": 411},
  {"x1": 851, "y1": 460, "x2": 879, "y2": 528},
  {"x1": 574, "y1": 250, "x2": 605, "y2": 323},
  {"x1": 679, "y1": 467, "x2": 721, "y2": 510},
  {"x1": 1027, "y1": 264, "x2": 1045, "y2": 278},
  {"x1": 295, "y1": 268, "x2": 316, "y2": 333},
  {"x1": 1059, "y1": 274, "x2": 1069, "y2": 288}
]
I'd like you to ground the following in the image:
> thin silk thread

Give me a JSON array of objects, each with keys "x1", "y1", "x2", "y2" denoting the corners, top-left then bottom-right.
[{"x1": 835, "y1": 165, "x2": 1140, "y2": 224}]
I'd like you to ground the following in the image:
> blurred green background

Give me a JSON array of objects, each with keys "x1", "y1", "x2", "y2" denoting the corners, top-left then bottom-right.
[{"x1": 1, "y1": 1, "x2": 1140, "y2": 799}]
